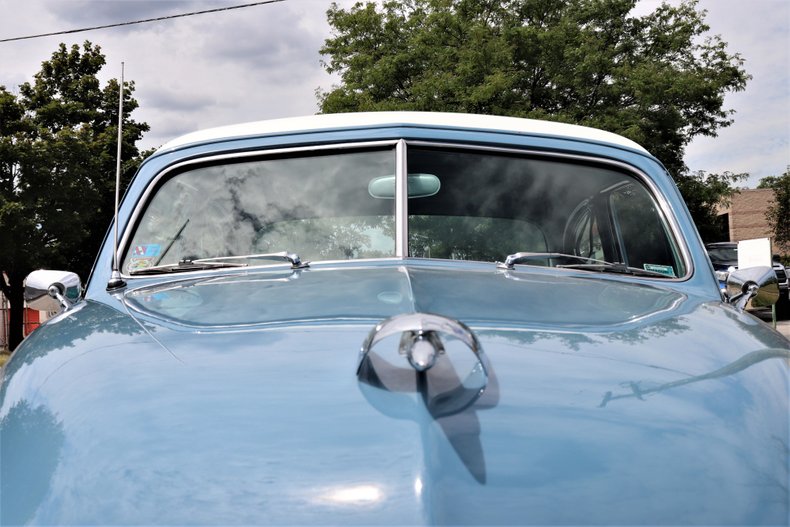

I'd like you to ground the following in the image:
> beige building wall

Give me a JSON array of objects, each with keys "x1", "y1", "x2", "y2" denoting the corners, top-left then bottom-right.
[{"x1": 721, "y1": 188, "x2": 776, "y2": 243}]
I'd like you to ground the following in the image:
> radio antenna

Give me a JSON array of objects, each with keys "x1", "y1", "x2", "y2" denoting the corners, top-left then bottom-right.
[{"x1": 107, "y1": 62, "x2": 127, "y2": 290}]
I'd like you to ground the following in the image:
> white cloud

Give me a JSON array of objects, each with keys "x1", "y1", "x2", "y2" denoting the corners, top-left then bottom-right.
[
  {"x1": 1, "y1": 0, "x2": 787, "y2": 185},
  {"x1": 678, "y1": 0, "x2": 790, "y2": 185},
  {"x1": 1, "y1": 0, "x2": 351, "y2": 148}
]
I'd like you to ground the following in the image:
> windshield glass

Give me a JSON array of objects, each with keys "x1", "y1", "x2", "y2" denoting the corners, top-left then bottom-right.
[
  {"x1": 406, "y1": 147, "x2": 685, "y2": 277},
  {"x1": 123, "y1": 148, "x2": 396, "y2": 273},
  {"x1": 123, "y1": 143, "x2": 685, "y2": 278}
]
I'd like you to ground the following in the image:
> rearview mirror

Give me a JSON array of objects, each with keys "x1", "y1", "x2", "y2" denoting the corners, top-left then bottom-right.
[{"x1": 368, "y1": 173, "x2": 441, "y2": 199}]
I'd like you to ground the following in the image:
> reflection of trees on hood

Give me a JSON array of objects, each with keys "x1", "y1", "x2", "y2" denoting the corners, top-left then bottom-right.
[
  {"x1": 601, "y1": 317, "x2": 691, "y2": 346},
  {"x1": 1, "y1": 401, "x2": 65, "y2": 526},
  {"x1": 477, "y1": 311, "x2": 689, "y2": 350},
  {"x1": 478, "y1": 329, "x2": 597, "y2": 353},
  {"x1": 9, "y1": 301, "x2": 144, "y2": 371},
  {"x1": 478, "y1": 295, "x2": 694, "y2": 351}
]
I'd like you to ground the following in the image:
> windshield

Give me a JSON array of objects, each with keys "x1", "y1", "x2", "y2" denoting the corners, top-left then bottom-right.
[
  {"x1": 123, "y1": 148, "x2": 396, "y2": 273},
  {"x1": 405, "y1": 147, "x2": 684, "y2": 277},
  {"x1": 123, "y1": 143, "x2": 685, "y2": 278}
]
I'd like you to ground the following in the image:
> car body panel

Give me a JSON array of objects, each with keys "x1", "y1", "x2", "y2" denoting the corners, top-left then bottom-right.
[
  {"x1": 119, "y1": 262, "x2": 686, "y2": 330},
  {"x1": 2, "y1": 262, "x2": 788, "y2": 524},
  {"x1": 2, "y1": 113, "x2": 787, "y2": 525}
]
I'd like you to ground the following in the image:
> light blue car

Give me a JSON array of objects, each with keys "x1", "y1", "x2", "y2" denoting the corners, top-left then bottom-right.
[{"x1": 2, "y1": 112, "x2": 788, "y2": 525}]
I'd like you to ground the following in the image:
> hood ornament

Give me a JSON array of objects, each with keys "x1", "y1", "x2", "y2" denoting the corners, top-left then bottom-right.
[
  {"x1": 357, "y1": 313, "x2": 497, "y2": 484},
  {"x1": 398, "y1": 331, "x2": 444, "y2": 372},
  {"x1": 358, "y1": 312, "x2": 485, "y2": 376},
  {"x1": 399, "y1": 330, "x2": 444, "y2": 372}
]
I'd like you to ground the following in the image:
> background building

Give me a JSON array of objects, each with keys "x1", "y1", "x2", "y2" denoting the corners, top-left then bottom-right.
[{"x1": 718, "y1": 188, "x2": 782, "y2": 253}]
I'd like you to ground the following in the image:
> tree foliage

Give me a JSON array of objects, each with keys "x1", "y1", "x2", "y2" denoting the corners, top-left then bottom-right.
[
  {"x1": 318, "y1": 0, "x2": 750, "y2": 231},
  {"x1": 674, "y1": 170, "x2": 747, "y2": 243},
  {"x1": 758, "y1": 168, "x2": 790, "y2": 255},
  {"x1": 0, "y1": 42, "x2": 150, "y2": 351}
]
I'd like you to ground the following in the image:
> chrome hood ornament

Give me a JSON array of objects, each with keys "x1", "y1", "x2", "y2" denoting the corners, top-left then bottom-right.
[
  {"x1": 357, "y1": 313, "x2": 497, "y2": 483},
  {"x1": 359, "y1": 312, "x2": 485, "y2": 375}
]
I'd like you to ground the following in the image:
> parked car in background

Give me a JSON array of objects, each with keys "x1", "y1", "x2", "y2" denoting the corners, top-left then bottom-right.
[
  {"x1": 2, "y1": 112, "x2": 788, "y2": 525},
  {"x1": 706, "y1": 241, "x2": 790, "y2": 318}
]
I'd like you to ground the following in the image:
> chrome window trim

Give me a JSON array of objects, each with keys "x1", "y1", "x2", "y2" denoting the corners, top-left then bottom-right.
[
  {"x1": 118, "y1": 138, "x2": 692, "y2": 282},
  {"x1": 395, "y1": 139, "x2": 408, "y2": 257}
]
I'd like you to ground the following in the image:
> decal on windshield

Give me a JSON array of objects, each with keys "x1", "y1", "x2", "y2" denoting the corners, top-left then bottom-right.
[
  {"x1": 128, "y1": 257, "x2": 155, "y2": 273},
  {"x1": 133, "y1": 244, "x2": 161, "y2": 257},
  {"x1": 127, "y1": 244, "x2": 161, "y2": 273}
]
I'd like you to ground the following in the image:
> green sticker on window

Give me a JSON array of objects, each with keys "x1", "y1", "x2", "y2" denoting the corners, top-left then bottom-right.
[{"x1": 643, "y1": 263, "x2": 676, "y2": 277}]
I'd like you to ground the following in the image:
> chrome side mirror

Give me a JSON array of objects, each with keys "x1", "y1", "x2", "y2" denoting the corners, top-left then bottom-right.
[
  {"x1": 24, "y1": 270, "x2": 82, "y2": 313},
  {"x1": 725, "y1": 266, "x2": 779, "y2": 311}
]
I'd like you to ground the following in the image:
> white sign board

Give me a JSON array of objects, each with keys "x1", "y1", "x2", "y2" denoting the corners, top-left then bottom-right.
[{"x1": 737, "y1": 238, "x2": 772, "y2": 269}]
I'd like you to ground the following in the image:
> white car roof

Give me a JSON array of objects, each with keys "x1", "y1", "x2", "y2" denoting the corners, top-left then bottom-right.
[{"x1": 157, "y1": 111, "x2": 648, "y2": 153}]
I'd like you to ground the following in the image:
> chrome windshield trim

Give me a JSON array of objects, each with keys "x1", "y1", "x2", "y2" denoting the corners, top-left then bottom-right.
[
  {"x1": 118, "y1": 138, "x2": 692, "y2": 282},
  {"x1": 395, "y1": 139, "x2": 408, "y2": 257},
  {"x1": 402, "y1": 140, "x2": 693, "y2": 282}
]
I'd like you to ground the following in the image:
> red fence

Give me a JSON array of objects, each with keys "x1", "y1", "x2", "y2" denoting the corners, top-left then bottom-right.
[{"x1": 1, "y1": 305, "x2": 41, "y2": 349}]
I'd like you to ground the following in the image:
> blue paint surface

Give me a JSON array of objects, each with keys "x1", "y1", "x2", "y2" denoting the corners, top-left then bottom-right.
[{"x1": 2, "y1": 115, "x2": 788, "y2": 525}]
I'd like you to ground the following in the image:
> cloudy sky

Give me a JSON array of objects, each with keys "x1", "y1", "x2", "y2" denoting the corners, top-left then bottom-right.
[{"x1": 1, "y1": 0, "x2": 787, "y2": 187}]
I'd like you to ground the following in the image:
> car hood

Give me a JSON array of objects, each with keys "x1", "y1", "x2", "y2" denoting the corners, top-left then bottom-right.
[
  {"x1": 120, "y1": 263, "x2": 690, "y2": 329},
  {"x1": 2, "y1": 263, "x2": 788, "y2": 525}
]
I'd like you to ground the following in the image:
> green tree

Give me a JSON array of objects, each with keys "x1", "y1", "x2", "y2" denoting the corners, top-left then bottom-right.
[
  {"x1": 758, "y1": 168, "x2": 790, "y2": 255},
  {"x1": 674, "y1": 170, "x2": 747, "y2": 243},
  {"x1": 318, "y1": 0, "x2": 749, "y2": 230},
  {"x1": 0, "y1": 41, "x2": 150, "y2": 351}
]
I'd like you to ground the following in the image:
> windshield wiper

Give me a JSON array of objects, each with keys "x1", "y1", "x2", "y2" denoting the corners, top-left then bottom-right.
[
  {"x1": 129, "y1": 258, "x2": 247, "y2": 275},
  {"x1": 497, "y1": 252, "x2": 671, "y2": 278},
  {"x1": 193, "y1": 252, "x2": 309, "y2": 269},
  {"x1": 155, "y1": 219, "x2": 189, "y2": 266},
  {"x1": 129, "y1": 251, "x2": 308, "y2": 276},
  {"x1": 498, "y1": 252, "x2": 608, "y2": 269},
  {"x1": 555, "y1": 262, "x2": 672, "y2": 278}
]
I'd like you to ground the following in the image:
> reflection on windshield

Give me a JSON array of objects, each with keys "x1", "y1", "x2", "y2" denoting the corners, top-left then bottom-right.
[
  {"x1": 124, "y1": 144, "x2": 684, "y2": 276},
  {"x1": 124, "y1": 149, "x2": 396, "y2": 273}
]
